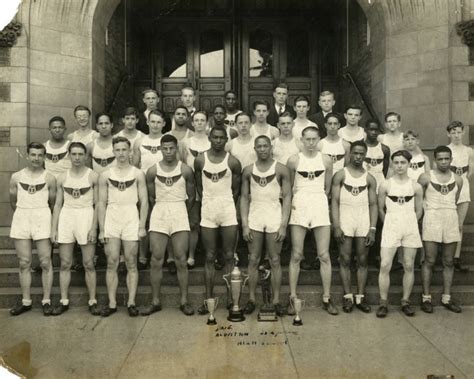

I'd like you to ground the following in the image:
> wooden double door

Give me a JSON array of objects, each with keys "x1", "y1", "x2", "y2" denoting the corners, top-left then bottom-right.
[{"x1": 154, "y1": 18, "x2": 319, "y2": 115}]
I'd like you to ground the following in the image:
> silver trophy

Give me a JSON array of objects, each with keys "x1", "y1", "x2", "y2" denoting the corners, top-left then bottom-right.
[
  {"x1": 223, "y1": 266, "x2": 249, "y2": 322},
  {"x1": 204, "y1": 298, "x2": 218, "y2": 325},
  {"x1": 290, "y1": 297, "x2": 305, "y2": 326}
]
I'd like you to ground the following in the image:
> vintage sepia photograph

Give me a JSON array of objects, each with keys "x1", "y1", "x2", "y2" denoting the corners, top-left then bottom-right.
[{"x1": 0, "y1": 0, "x2": 473, "y2": 377}]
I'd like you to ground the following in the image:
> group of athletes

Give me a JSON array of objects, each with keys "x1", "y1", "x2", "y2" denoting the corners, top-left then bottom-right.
[{"x1": 8, "y1": 85, "x2": 472, "y2": 320}]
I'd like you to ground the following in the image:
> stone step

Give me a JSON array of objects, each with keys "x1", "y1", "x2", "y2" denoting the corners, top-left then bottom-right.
[
  {"x1": 1, "y1": 285, "x2": 474, "y2": 309},
  {"x1": 0, "y1": 265, "x2": 473, "y2": 288}
]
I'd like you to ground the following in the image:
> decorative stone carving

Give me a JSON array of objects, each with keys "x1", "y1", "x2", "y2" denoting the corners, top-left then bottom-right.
[
  {"x1": 456, "y1": 20, "x2": 474, "y2": 47},
  {"x1": 0, "y1": 21, "x2": 22, "y2": 47}
]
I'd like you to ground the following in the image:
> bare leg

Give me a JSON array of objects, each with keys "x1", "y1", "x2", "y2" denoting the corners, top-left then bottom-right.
[
  {"x1": 14, "y1": 239, "x2": 33, "y2": 303},
  {"x1": 378, "y1": 247, "x2": 397, "y2": 302},
  {"x1": 139, "y1": 235, "x2": 149, "y2": 264},
  {"x1": 220, "y1": 226, "x2": 238, "y2": 275},
  {"x1": 81, "y1": 243, "x2": 97, "y2": 303},
  {"x1": 201, "y1": 227, "x2": 218, "y2": 298},
  {"x1": 338, "y1": 236, "x2": 353, "y2": 295},
  {"x1": 36, "y1": 239, "x2": 53, "y2": 302},
  {"x1": 247, "y1": 231, "x2": 264, "y2": 303},
  {"x1": 289, "y1": 226, "x2": 307, "y2": 298},
  {"x1": 105, "y1": 238, "x2": 121, "y2": 308},
  {"x1": 441, "y1": 243, "x2": 457, "y2": 295},
  {"x1": 455, "y1": 202, "x2": 469, "y2": 259},
  {"x1": 313, "y1": 226, "x2": 331, "y2": 298},
  {"x1": 355, "y1": 237, "x2": 369, "y2": 295},
  {"x1": 123, "y1": 240, "x2": 139, "y2": 306},
  {"x1": 149, "y1": 232, "x2": 168, "y2": 305},
  {"x1": 401, "y1": 247, "x2": 417, "y2": 302},
  {"x1": 265, "y1": 232, "x2": 283, "y2": 304},
  {"x1": 58, "y1": 243, "x2": 74, "y2": 303},
  {"x1": 422, "y1": 241, "x2": 438, "y2": 296},
  {"x1": 171, "y1": 231, "x2": 190, "y2": 305}
]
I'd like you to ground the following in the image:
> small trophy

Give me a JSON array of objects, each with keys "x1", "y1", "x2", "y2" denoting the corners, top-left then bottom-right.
[
  {"x1": 257, "y1": 265, "x2": 278, "y2": 322},
  {"x1": 204, "y1": 298, "x2": 218, "y2": 325},
  {"x1": 223, "y1": 266, "x2": 249, "y2": 322},
  {"x1": 291, "y1": 297, "x2": 305, "y2": 326}
]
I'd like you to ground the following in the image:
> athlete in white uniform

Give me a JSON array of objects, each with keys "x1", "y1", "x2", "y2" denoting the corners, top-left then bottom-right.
[
  {"x1": 446, "y1": 121, "x2": 474, "y2": 271},
  {"x1": 364, "y1": 119, "x2": 390, "y2": 193},
  {"x1": 167, "y1": 106, "x2": 194, "y2": 143},
  {"x1": 44, "y1": 116, "x2": 71, "y2": 179},
  {"x1": 273, "y1": 112, "x2": 301, "y2": 165},
  {"x1": 226, "y1": 112, "x2": 257, "y2": 168},
  {"x1": 419, "y1": 145, "x2": 463, "y2": 314},
  {"x1": 9, "y1": 143, "x2": 56, "y2": 316},
  {"x1": 378, "y1": 112, "x2": 404, "y2": 155},
  {"x1": 51, "y1": 142, "x2": 100, "y2": 315},
  {"x1": 338, "y1": 106, "x2": 366, "y2": 143},
  {"x1": 97, "y1": 136, "x2": 148, "y2": 317},
  {"x1": 223, "y1": 90, "x2": 242, "y2": 129},
  {"x1": 403, "y1": 130, "x2": 430, "y2": 181},
  {"x1": 67, "y1": 105, "x2": 99, "y2": 146},
  {"x1": 287, "y1": 126, "x2": 338, "y2": 315},
  {"x1": 115, "y1": 107, "x2": 145, "y2": 163},
  {"x1": 240, "y1": 135, "x2": 292, "y2": 316},
  {"x1": 251, "y1": 100, "x2": 280, "y2": 141},
  {"x1": 88, "y1": 112, "x2": 116, "y2": 174},
  {"x1": 377, "y1": 150, "x2": 423, "y2": 318},
  {"x1": 194, "y1": 126, "x2": 242, "y2": 314},
  {"x1": 317, "y1": 112, "x2": 350, "y2": 176},
  {"x1": 292, "y1": 95, "x2": 317, "y2": 141},
  {"x1": 331, "y1": 141, "x2": 378, "y2": 313},
  {"x1": 141, "y1": 134, "x2": 196, "y2": 316},
  {"x1": 210, "y1": 104, "x2": 238, "y2": 139}
]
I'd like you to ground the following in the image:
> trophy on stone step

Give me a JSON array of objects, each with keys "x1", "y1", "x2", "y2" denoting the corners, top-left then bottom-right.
[
  {"x1": 204, "y1": 297, "x2": 218, "y2": 325},
  {"x1": 290, "y1": 297, "x2": 305, "y2": 326},
  {"x1": 223, "y1": 266, "x2": 249, "y2": 322},
  {"x1": 257, "y1": 265, "x2": 278, "y2": 322}
]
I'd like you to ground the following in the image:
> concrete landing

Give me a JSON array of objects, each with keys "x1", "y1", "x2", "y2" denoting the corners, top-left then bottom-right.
[{"x1": 0, "y1": 307, "x2": 472, "y2": 378}]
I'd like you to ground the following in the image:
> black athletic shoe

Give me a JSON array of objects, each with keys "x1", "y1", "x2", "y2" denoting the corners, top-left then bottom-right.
[
  {"x1": 197, "y1": 303, "x2": 209, "y2": 315},
  {"x1": 274, "y1": 303, "x2": 286, "y2": 317},
  {"x1": 442, "y1": 300, "x2": 462, "y2": 313},
  {"x1": 42, "y1": 303, "x2": 53, "y2": 316},
  {"x1": 355, "y1": 297, "x2": 371, "y2": 313},
  {"x1": 141, "y1": 303, "x2": 162, "y2": 316},
  {"x1": 401, "y1": 303, "x2": 415, "y2": 317},
  {"x1": 376, "y1": 305, "x2": 388, "y2": 318},
  {"x1": 88, "y1": 304, "x2": 101, "y2": 316},
  {"x1": 51, "y1": 303, "x2": 69, "y2": 316},
  {"x1": 342, "y1": 297, "x2": 354, "y2": 313},
  {"x1": 128, "y1": 305, "x2": 139, "y2": 317},
  {"x1": 421, "y1": 301, "x2": 433, "y2": 314},
  {"x1": 10, "y1": 303, "x2": 32, "y2": 316},
  {"x1": 243, "y1": 301, "x2": 256, "y2": 315},
  {"x1": 101, "y1": 306, "x2": 117, "y2": 317},
  {"x1": 322, "y1": 299, "x2": 339, "y2": 315},
  {"x1": 179, "y1": 303, "x2": 195, "y2": 316}
]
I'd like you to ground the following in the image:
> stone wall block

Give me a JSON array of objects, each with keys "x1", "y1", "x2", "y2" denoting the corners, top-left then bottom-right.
[
  {"x1": 30, "y1": 84, "x2": 76, "y2": 108},
  {"x1": 452, "y1": 102, "x2": 474, "y2": 125},
  {"x1": 388, "y1": 31, "x2": 418, "y2": 58},
  {"x1": 450, "y1": 46, "x2": 469, "y2": 66},
  {"x1": 29, "y1": 104, "x2": 75, "y2": 132},
  {"x1": 452, "y1": 66, "x2": 474, "y2": 82},
  {"x1": 61, "y1": 33, "x2": 92, "y2": 58},
  {"x1": 0, "y1": 67, "x2": 27, "y2": 83},
  {"x1": 9, "y1": 127, "x2": 27, "y2": 147},
  {"x1": 0, "y1": 147, "x2": 20, "y2": 171},
  {"x1": 417, "y1": 26, "x2": 449, "y2": 53},
  {"x1": 419, "y1": 50, "x2": 449, "y2": 72},
  {"x1": 452, "y1": 82, "x2": 469, "y2": 102},
  {"x1": 386, "y1": 89, "x2": 402, "y2": 109},
  {"x1": 0, "y1": 173, "x2": 13, "y2": 202},
  {"x1": 30, "y1": 25, "x2": 61, "y2": 53},
  {"x1": 0, "y1": 103, "x2": 27, "y2": 126},
  {"x1": 386, "y1": 72, "x2": 418, "y2": 90},
  {"x1": 10, "y1": 47, "x2": 27, "y2": 67},
  {"x1": 10, "y1": 83, "x2": 27, "y2": 102}
]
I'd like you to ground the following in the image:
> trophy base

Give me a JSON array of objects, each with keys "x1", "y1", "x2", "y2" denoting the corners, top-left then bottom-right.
[
  {"x1": 293, "y1": 318, "x2": 303, "y2": 326},
  {"x1": 258, "y1": 312, "x2": 278, "y2": 322},
  {"x1": 227, "y1": 309, "x2": 245, "y2": 322},
  {"x1": 207, "y1": 317, "x2": 217, "y2": 325}
]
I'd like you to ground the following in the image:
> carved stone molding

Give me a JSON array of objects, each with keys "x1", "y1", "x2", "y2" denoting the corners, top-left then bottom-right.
[
  {"x1": 456, "y1": 20, "x2": 474, "y2": 47},
  {"x1": 0, "y1": 21, "x2": 22, "y2": 48}
]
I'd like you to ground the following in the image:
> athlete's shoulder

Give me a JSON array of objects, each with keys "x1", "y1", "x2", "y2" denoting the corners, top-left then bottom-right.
[
  {"x1": 180, "y1": 162, "x2": 194, "y2": 177},
  {"x1": 275, "y1": 161, "x2": 290, "y2": 174},
  {"x1": 287, "y1": 153, "x2": 299, "y2": 167},
  {"x1": 332, "y1": 167, "x2": 345, "y2": 183}
]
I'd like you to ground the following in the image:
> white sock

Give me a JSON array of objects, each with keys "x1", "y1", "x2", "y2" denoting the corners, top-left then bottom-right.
[
  {"x1": 355, "y1": 294, "x2": 364, "y2": 304},
  {"x1": 109, "y1": 302, "x2": 117, "y2": 309},
  {"x1": 139, "y1": 257, "x2": 147, "y2": 264},
  {"x1": 60, "y1": 299, "x2": 69, "y2": 306},
  {"x1": 322, "y1": 295, "x2": 330, "y2": 303},
  {"x1": 88, "y1": 299, "x2": 97, "y2": 306},
  {"x1": 167, "y1": 258, "x2": 175, "y2": 264},
  {"x1": 343, "y1": 293, "x2": 353, "y2": 302},
  {"x1": 41, "y1": 299, "x2": 51, "y2": 306},
  {"x1": 22, "y1": 299, "x2": 32, "y2": 306},
  {"x1": 422, "y1": 294, "x2": 432, "y2": 302},
  {"x1": 441, "y1": 294, "x2": 451, "y2": 304}
]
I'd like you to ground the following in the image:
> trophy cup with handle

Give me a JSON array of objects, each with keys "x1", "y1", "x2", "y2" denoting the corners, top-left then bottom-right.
[
  {"x1": 204, "y1": 298, "x2": 218, "y2": 325},
  {"x1": 257, "y1": 265, "x2": 278, "y2": 322},
  {"x1": 290, "y1": 297, "x2": 305, "y2": 326},
  {"x1": 223, "y1": 266, "x2": 249, "y2": 322}
]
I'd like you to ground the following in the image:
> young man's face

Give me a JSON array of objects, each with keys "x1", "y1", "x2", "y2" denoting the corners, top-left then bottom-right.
[
  {"x1": 69, "y1": 147, "x2": 86, "y2": 167},
  {"x1": 344, "y1": 108, "x2": 362, "y2": 127},
  {"x1": 447, "y1": 127, "x2": 464, "y2": 144},
  {"x1": 318, "y1": 95, "x2": 335, "y2": 113},
  {"x1": 174, "y1": 108, "x2": 188, "y2": 127},
  {"x1": 27, "y1": 148, "x2": 45, "y2": 169},
  {"x1": 325, "y1": 116, "x2": 340, "y2": 136},
  {"x1": 192, "y1": 113, "x2": 207, "y2": 133},
  {"x1": 392, "y1": 156, "x2": 409, "y2": 175},
  {"x1": 161, "y1": 142, "x2": 177, "y2": 163},
  {"x1": 254, "y1": 138, "x2": 272, "y2": 160},
  {"x1": 273, "y1": 87, "x2": 288, "y2": 106},
  {"x1": 294, "y1": 100, "x2": 310, "y2": 118},
  {"x1": 350, "y1": 145, "x2": 367, "y2": 167},
  {"x1": 75, "y1": 110, "x2": 90, "y2": 127},
  {"x1": 224, "y1": 93, "x2": 237, "y2": 111},
  {"x1": 301, "y1": 130, "x2": 320, "y2": 152},
  {"x1": 254, "y1": 105, "x2": 269, "y2": 123},
  {"x1": 143, "y1": 92, "x2": 159, "y2": 110},
  {"x1": 113, "y1": 141, "x2": 131, "y2": 163},
  {"x1": 96, "y1": 116, "x2": 113, "y2": 137},
  {"x1": 181, "y1": 89, "x2": 195, "y2": 108},
  {"x1": 49, "y1": 121, "x2": 67, "y2": 141},
  {"x1": 209, "y1": 130, "x2": 228, "y2": 151},
  {"x1": 278, "y1": 116, "x2": 294, "y2": 136},
  {"x1": 236, "y1": 116, "x2": 251, "y2": 135},
  {"x1": 122, "y1": 114, "x2": 138, "y2": 131},
  {"x1": 435, "y1": 152, "x2": 452, "y2": 171},
  {"x1": 147, "y1": 114, "x2": 164, "y2": 135},
  {"x1": 365, "y1": 123, "x2": 380, "y2": 141},
  {"x1": 385, "y1": 115, "x2": 400, "y2": 132},
  {"x1": 402, "y1": 135, "x2": 418, "y2": 151},
  {"x1": 213, "y1": 107, "x2": 226, "y2": 124}
]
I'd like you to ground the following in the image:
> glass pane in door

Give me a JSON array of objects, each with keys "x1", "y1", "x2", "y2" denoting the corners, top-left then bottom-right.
[
  {"x1": 249, "y1": 29, "x2": 273, "y2": 78},
  {"x1": 200, "y1": 29, "x2": 224, "y2": 77},
  {"x1": 287, "y1": 29, "x2": 309, "y2": 77},
  {"x1": 163, "y1": 29, "x2": 187, "y2": 77}
]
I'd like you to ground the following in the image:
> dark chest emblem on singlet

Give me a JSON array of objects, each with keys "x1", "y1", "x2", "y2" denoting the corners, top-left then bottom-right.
[
  {"x1": 343, "y1": 183, "x2": 367, "y2": 196},
  {"x1": 46, "y1": 152, "x2": 67, "y2": 163},
  {"x1": 63, "y1": 186, "x2": 91, "y2": 199},
  {"x1": 251, "y1": 173, "x2": 276, "y2": 187},
  {"x1": 142, "y1": 145, "x2": 161, "y2": 154},
  {"x1": 189, "y1": 149, "x2": 200, "y2": 158},
  {"x1": 203, "y1": 169, "x2": 227, "y2": 183},
  {"x1": 20, "y1": 182, "x2": 46, "y2": 194},
  {"x1": 410, "y1": 161, "x2": 425, "y2": 170},
  {"x1": 431, "y1": 181, "x2": 456, "y2": 195},
  {"x1": 156, "y1": 174, "x2": 182, "y2": 187},
  {"x1": 388, "y1": 195, "x2": 414, "y2": 205},
  {"x1": 364, "y1": 157, "x2": 383, "y2": 167},
  {"x1": 108, "y1": 178, "x2": 136, "y2": 192},
  {"x1": 93, "y1": 156, "x2": 115, "y2": 167},
  {"x1": 328, "y1": 154, "x2": 344, "y2": 163},
  {"x1": 297, "y1": 170, "x2": 324, "y2": 180},
  {"x1": 450, "y1": 165, "x2": 468, "y2": 176}
]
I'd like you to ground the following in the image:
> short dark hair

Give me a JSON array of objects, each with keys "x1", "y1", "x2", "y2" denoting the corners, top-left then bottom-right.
[
  {"x1": 254, "y1": 135, "x2": 272, "y2": 146},
  {"x1": 302, "y1": 126, "x2": 320, "y2": 137},
  {"x1": 174, "y1": 106, "x2": 189, "y2": 116},
  {"x1": 49, "y1": 116, "x2": 66, "y2": 126},
  {"x1": 148, "y1": 110, "x2": 165, "y2": 121},
  {"x1": 161, "y1": 134, "x2": 178, "y2": 146},
  {"x1": 278, "y1": 111, "x2": 294, "y2": 121},
  {"x1": 273, "y1": 83, "x2": 288, "y2": 92},
  {"x1": 95, "y1": 112, "x2": 112, "y2": 123},
  {"x1": 365, "y1": 119, "x2": 381, "y2": 129},
  {"x1": 112, "y1": 136, "x2": 131, "y2": 148},
  {"x1": 324, "y1": 112, "x2": 340, "y2": 123},
  {"x1": 350, "y1": 140, "x2": 368, "y2": 152},
  {"x1": 142, "y1": 88, "x2": 159, "y2": 97},
  {"x1": 209, "y1": 125, "x2": 227, "y2": 137},
  {"x1": 344, "y1": 105, "x2": 363, "y2": 114},
  {"x1": 434, "y1": 145, "x2": 452, "y2": 158},
  {"x1": 235, "y1": 112, "x2": 251, "y2": 123},
  {"x1": 213, "y1": 104, "x2": 226, "y2": 113},
  {"x1": 224, "y1": 90, "x2": 237, "y2": 98},
  {"x1": 447, "y1": 120, "x2": 464, "y2": 132},
  {"x1": 385, "y1": 112, "x2": 401, "y2": 122},
  {"x1": 252, "y1": 100, "x2": 269, "y2": 111},
  {"x1": 74, "y1": 105, "x2": 91, "y2": 116},
  {"x1": 294, "y1": 95, "x2": 309, "y2": 105},
  {"x1": 391, "y1": 150, "x2": 412, "y2": 162},
  {"x1": 403, "y1": 130, "x2": 419, "y2": 139},
  {"x1": 192, "y1": 111, "x2": 208, "y2": 121},
  {"x1": 68, "y1": 142, "x2": 87, "y2": 153},
  {"x1": 181, "y1": 86, "x2": 195, "y2": 94},
  {"x1": 123, "y1": 107, "x2": 139, "y2": 118},
  {"x1": 27, "y1": 142, "x2": 46, "y2": 154}
]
